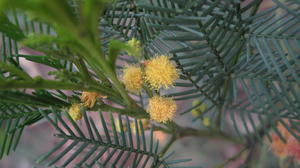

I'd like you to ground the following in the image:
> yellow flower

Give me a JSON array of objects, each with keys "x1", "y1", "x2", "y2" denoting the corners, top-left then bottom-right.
[
  {"x1": 191, "y1": 100, "x2": 207, "y2": 117},
  {"x1": 144, "y1": 55, "x2": 179, "y2": 90},
  {"x1": 122, "y1": 65, "x2": 143, "y2": 92},
  {"x1": 80, "y1": 91, "x2": 107, "y2": 108},
  {"x1": 126, "y1": 38, "x2": 142, "y2": 58},
  {"x1": 147, "y1": 96, "x2": 176, "y2": 123},
  {"x1": 68, "y1": 104, "x2": 82, "y2": 121},
  {"x1": 202, "y1": 117, "x2": 210, "y2": 127}
]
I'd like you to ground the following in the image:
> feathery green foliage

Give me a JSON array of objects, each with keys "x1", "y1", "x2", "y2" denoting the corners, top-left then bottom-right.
[
  {"x1": 38, "y1": 111, "x2": 193, "y2": 167},
  {"x1": 0, "y1": 0, "x2": 299, "y2": 167}
]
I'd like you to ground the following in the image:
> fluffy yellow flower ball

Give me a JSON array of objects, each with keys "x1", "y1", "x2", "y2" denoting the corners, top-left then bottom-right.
[
  {"x1": 147, "y1": 96, "x2": 176, "y2": 123},
  {"x1": 144, "y1": 55, "x2": 179, "y2": 90},
  {"x1": 68, "y1": 104, "x2": 82, "y2": 121},
  {"x1": 81, "y1": 91, "x2": 107, "y2": 108},
  {"x1": 122, "y1": 65, "x2": 143, "y2": 92}
]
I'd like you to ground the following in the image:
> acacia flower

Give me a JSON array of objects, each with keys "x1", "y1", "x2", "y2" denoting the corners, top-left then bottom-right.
[
  {"x1": 147, "y1": 96, "x2": 176, "y2": 123},
  {"x1": 81, "y1": 91, "x2": 107, "y2": 108},
  {"x1": 126, "y1": 38, "x2": 142, "y2": 58},
  {"x1": 68, "y1": 104, "x2": 82, "y2": 121},
  {"x1": 122, "y1": 65, "x2": 143, "y2": 92},
  {"x1": 144, "y1": 55, "x2": 179, "y2": 90},
  {"x1": 191, "y1": 100, "x2": 207, "y2": 117},
  {"x1": 202, "y1": 117, "x2": 211, "y2": 127}
]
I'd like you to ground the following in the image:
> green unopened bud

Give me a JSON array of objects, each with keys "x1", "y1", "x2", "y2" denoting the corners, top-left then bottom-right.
[{"x1": 126, "y1": 38, "x2": 142, "y2": 59}]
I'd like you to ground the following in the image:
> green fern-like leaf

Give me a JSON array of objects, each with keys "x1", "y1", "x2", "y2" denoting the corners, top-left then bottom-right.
[
  {"x1": 38, "y1": 111, "x2": 193, "y2": 167},
  {"x1": 0, "y1": 102, "x2": 45, "y2": 159}
]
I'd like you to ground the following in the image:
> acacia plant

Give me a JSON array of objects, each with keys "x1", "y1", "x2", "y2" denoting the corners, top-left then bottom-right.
[{"x1": 0, "y1": 0, "x2": 300, "y2": 167}]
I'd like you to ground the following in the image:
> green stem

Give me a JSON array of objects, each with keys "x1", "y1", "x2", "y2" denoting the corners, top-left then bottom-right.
[
  {"x1": 143, "y1": 85, "x2": 153, "y2": 97},
  {"x1": 216, "y1": 105, "x2": 223, "y2": 130},
  {"x1": 0, "y1": 62, "x2": 32, "y2": 80},
  {"x1": 78, "y1": 40, "x2": 134, "y2": 108},
  {"x1": 92, "y1": 103, "x2": 148, "y2": 119},
  {"x1": 74, "y1": 58, "x2": 93, "y2": 82},
  {"x1": 0, "y1": 78, "x2": 118, "y2": 98},
  {"x1": 159, "y1": 121, "x2": 242, "y2": 144},
  {"x1": 214, "y1": 147, "x2": 248, "y2": 168},
  {"x1": 178, "y1": 127, "x2": 243, "y2": 144},
  {"x1": 152, "y1": 125, "x2": 172, "y2": 134}
]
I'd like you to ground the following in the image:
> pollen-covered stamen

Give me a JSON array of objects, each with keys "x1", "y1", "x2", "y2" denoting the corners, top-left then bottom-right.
[
  {"x1": 144, "y1": 55, "x2": 179, "y2": 90},
  {"x1": 81, "y1": 91, "x2": 107, "y2": 108},
  {"x1": 122, "y1": 65, "x2": 143, "y2": 92},
  {"x1": 68, "y1": 104, "x2": 83, "y2": 121},
  {"x1": 147, "y1": 96, "x2": 176, "y2": 123}
]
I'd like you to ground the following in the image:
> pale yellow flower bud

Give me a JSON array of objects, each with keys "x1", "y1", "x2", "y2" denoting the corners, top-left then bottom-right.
[
  {"x1": 202, "y1": 117, "x2": 210, "y2": 127},
  {"x1": 68, "y1": 104, "x2": 83, "y2": 121},
  {"x1": 80, "y1": 92, "x2": 107, "y2": 108},
  {"x1": 122, "y1": 65, "x2": 143, "y2": 92},
  {"x1": 126, "y1": 38, "x2": 142, "y2": 58},
  {"x1": 191, "y1": 100, "x2": 207, "y2": 117},
  {"x1": 147, "y1": 96, "x2": 176, "y2": 123},
  {"x1": 144, "y1": 55, "x2": 179, "y2": 90}
]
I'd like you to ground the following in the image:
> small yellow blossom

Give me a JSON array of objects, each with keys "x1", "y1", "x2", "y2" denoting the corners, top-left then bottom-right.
[
  {"x1": 68, "y1": 104, "x2": 83, "y2": 121},
  {"x1": 126, "y1": 38, "x2": 142, "y2": 58},
  {"x1": 202, "y1": 117, "x2": 210, "y2": 127},
  {"x1": 122, "y1": 65, "x2": 143, "y2": 92},
  {"x1": 191, "y1": 100, "x2": 207, "y2": 117},
  {"x1": 147, "y1": 96, "x2": 176, "y2": 123},
  {"x1": 144, "y1": 55, "x2": 179, "y2": 90},
  {"x1": 81, "y1": 91, "x2": 107, "y2": 108}
]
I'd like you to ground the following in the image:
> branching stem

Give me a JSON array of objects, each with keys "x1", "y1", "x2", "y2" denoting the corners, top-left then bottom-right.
[{"x1": 214, "y1": 147, "x2": 248, "y2": 168}]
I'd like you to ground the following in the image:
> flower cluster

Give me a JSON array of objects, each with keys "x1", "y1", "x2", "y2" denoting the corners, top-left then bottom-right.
[
  {"x1": 122, "y1": 39, "x2": 179, "y2": 123},
  {"x1": 80, "y1": 91, "x2": 107, "y2": 108},
  {"x1": 122, "y1": 65, "x2": 143, "y2": 92},
  {"x1": 68, "y1": 103, "x2": 83, "y2": 121},
  {"x1": 270, "y1": 120, "x2": 300, "y2": 164},
  {"x1": 147, "y1": 96, "x2": 176, "y2": 123},
  {"x1": 144, "y1": 55, "x2": 178, "y2": 90},
  {"x1": 67, "y1": 92, "x2": 107, "y2": 122},
  {"x1": 122, "y1": 55, "x2": 178, "y2": 93}
]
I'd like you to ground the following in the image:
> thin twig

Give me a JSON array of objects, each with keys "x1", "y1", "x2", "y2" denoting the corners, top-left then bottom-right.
[{"x1": 214, "y1": 147, "x2": 248, "y2": 168}]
